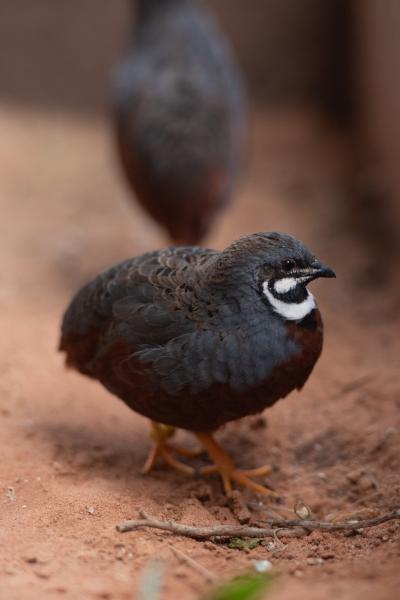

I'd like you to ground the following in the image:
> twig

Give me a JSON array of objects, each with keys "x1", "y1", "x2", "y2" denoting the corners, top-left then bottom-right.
[
  {"x1": 169, "y1": 546, "x2": 217, "y2": 583},
  {"x1": 117, "y1": 511, "x2": 308, "y2": 540},
  {"x1": 116, "y1": 508, "x2": 400, "y2": 541},
  {"x1": 265, "y1": 509, "x2": 400, "y2": 532}
]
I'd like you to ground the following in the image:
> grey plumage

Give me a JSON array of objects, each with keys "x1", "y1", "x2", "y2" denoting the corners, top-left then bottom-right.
[
  {"x1": 114, "y1": 0, "x2": 247, "y2": 243},
  {"x1": 60, "y1": 233, "x2": 327, "y2": 431}
]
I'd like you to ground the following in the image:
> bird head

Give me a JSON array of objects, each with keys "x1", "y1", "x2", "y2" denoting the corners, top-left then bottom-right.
[
  {"x1": 258, "y1": 235, "x2": 335, "y2": 320},
  {"x1": 210, "y1": 232, "x2": 335, "y2": 321}
]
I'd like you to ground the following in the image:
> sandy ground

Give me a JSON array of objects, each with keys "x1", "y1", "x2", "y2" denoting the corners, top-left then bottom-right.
[{"x1": 1, "y1": 104, "x2": 399, "y2": 600}]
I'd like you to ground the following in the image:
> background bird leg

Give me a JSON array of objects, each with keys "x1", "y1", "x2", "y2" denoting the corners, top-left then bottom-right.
[{"x1": 141, "y1": 421, "x2": 198, "y2": 476}]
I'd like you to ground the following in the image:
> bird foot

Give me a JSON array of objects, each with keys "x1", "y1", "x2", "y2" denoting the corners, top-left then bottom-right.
[
  {"x1": 196, "y1": 432, "x2": 276, "y2": 497},
  {"x1": 142, "y1": 421, "x2": 198, "y2": 476}
]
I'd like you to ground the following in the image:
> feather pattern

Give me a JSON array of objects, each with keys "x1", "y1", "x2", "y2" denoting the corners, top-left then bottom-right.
[{"x1": 60, "y1": 233, "x2": 325, "y2": 431}]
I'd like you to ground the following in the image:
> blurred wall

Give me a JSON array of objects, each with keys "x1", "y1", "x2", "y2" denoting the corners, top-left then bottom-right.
[
  {"x1": 356, "y1": 1, "x2": 400, "y2": 228},
  {"x1": 0, "y1": 0, "x2": 125, "y2": 114},
  {"x1": 0, "y1": 0, "x2": 350, "y2": 117},
  {"x1": 213, "y1": 0, "x2": 352, "y2": 118}
]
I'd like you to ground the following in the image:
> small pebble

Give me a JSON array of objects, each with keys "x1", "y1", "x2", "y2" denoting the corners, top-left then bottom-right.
[
  {"x1": 307, "y1": 557, "x2": 324, "y2": 566},
  {"x1": 5, "y1": 487, "x2": 16, "y2": 502},
  {"x1": 294, "y1": 499, "x2": 312, "y2": 520},
  {"x1": 87, "y1": 506, "x2": 96, "y2": 515},
  {"x1": 115, "y1": 547, "x2": 126, "y2": 560},
  {"x1": 34, "y1": 570, "x2": 50, "y2": 580},
  {"x1": 321, "y1": 552, "x2": 335, "y2": 560},
  {"x1": 265, "y1": 542, "x2": 275, "y2": 551}
]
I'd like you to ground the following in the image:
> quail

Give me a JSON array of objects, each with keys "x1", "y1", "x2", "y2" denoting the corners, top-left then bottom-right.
[
  {"x1": 113, "y1": 0, "x2": 247, "y2": 244},
  {"x1": 59, "y1": 232, "x2": 335, "y2": 496}
]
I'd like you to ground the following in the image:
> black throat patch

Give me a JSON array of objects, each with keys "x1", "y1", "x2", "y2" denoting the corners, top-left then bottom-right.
[{"x1": 269, "y1": 280, "x2": 308, "y2": 304}]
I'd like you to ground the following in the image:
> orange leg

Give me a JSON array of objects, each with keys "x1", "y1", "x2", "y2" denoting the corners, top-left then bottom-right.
[
  {"x1": 195, "y1": 432, "x2": 276, "y2": 497},
  {"x1": 142, "y1": 421, "x2": 199, "y2": 477}
]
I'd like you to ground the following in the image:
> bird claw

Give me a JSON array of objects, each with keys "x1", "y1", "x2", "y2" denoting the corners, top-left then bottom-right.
[
  {"x1": 196, "y1": 432, "x2": 277, "y2": 497},
  {"x1": 142, "y1": 421, "x2": 196, "y2": 476},
  {"x1": 199, "y1": 464, "x2": 275, "y2": 496},
  {"x1": 142, "y1": 423, "x2": 276, "y2": 495}
]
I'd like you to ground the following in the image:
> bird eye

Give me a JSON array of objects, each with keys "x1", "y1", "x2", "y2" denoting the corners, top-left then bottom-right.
[{"x1": 282, "y1": 259, "x2": 296, "y2": 272}]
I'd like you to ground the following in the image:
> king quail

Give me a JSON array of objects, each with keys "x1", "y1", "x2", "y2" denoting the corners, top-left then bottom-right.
[
  {"x1": 59, "y1": 232, "x2": 335, "y2": 496},
  {"x1": 113, "y1": 0, "x2": 247, "y2": 245}
]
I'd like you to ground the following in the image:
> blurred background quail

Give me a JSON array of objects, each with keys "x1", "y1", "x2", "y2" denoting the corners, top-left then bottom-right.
[{"x1": 113, "y1": 0, "x2": 247, "y2": 245}]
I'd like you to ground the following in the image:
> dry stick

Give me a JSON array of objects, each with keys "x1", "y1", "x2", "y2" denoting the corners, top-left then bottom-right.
[
  {"x1": 116, "y1": 509, "x2": 400, "y2": 541},
  {"x1": 266, "y1": 509, "x2": 400, "y2": 532},
  {"x1": 118, "y1": 511, "x2": 311, "y2": 540},
  {"x1": 169, "y1": 546, "x2": 217, "y2": 583}
]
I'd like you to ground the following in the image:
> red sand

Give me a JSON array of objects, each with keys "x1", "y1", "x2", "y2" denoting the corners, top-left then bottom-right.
[{"x1": 1, "y1": 106, "x2": 399, "y2": 599}]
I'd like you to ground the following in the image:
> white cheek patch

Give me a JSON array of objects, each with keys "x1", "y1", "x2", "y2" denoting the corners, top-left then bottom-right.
[
  {"x1": 263, "y1": 281, "x2": 316, "y2": 321},
  {"x1": 273, "y1": 277, "x2": 297, "y2": 294}
]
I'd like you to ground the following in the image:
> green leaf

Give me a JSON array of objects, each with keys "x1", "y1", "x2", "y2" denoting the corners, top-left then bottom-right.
[
  {"x1": 202, "y1": 572, "x2": 276, "y2": 600},
  {"x1": 228, "y1": 538, "x2": 264, "y2": 550}
]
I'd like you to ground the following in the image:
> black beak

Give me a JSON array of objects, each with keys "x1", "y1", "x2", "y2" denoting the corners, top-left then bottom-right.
[
  {"x1": 315, "y1": 265, "x2": 336, "y2": 279},
  {"x1": 299, "y1": 263, "x2": 336, "y2": 284},
  {"x1": 308, "y1": 264, "x2": 336, "y2": 281}
]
